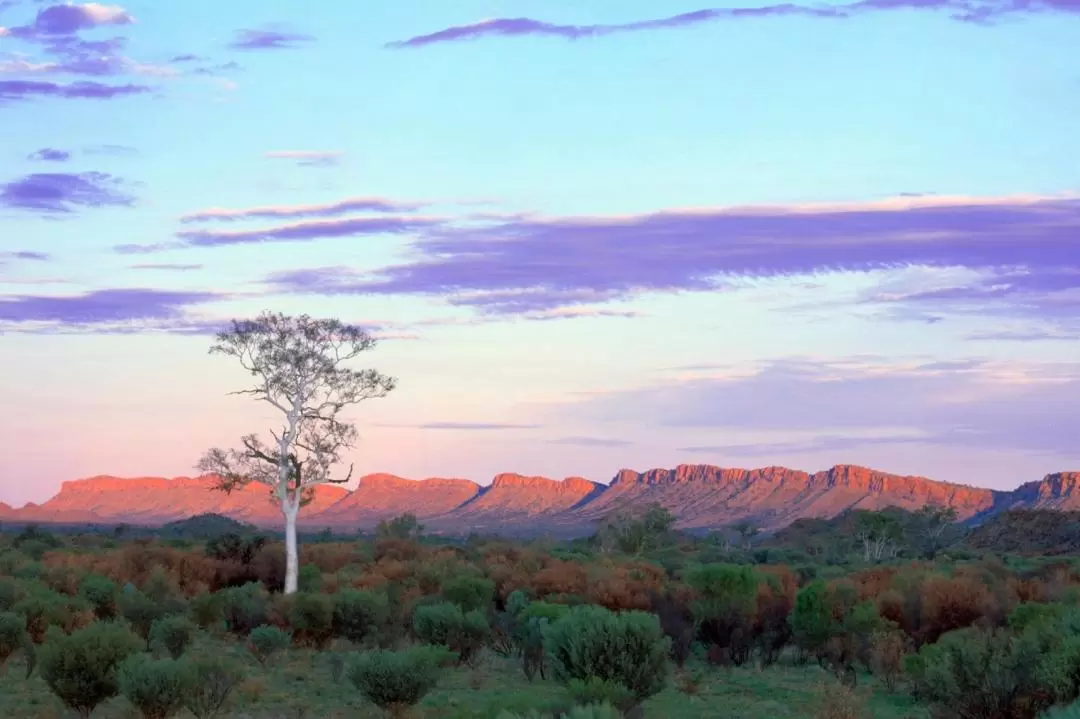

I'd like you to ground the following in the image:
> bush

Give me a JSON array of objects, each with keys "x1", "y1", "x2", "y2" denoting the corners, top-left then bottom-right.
[
  {"x1": 117, "y1": 654, "x2": 192, "y2": 719},
  {"x1": 287, "y1": 591, "x2": 334, "y2": 648},
  {"x1": 38, "y1": 621, "x2": 144, "y2": 718},
  {"x1": 412, "y1": 601, "x2": 492, "y2": 665},
  {"x1": 684, "y1": 563, "x2": 758, "y2": 666},
  {"x1": 442, "y1": 575, "x2": 496, "y2": 613},
  {"x1": 246, "y1": 625, "x2": 291, "y2": 666},
  {"x1": 189, "y1": 592, "x2": 223, "y2": 630},
  {"x1": 347, "y1": 645, "x2": 453, "y2": 718},
  {"x1": 217, "y1": 584, "x2": 268, "y2": 636},
  {"x1": 544, "y1": 605, "x2": 670, "y2": 707},
  {"x1": 78, "y1": 575, "x2": 118, "y2": 620},
  {"x1": 0, "y1": 611, "x2": 33, "y2": 676},
  {"x1": 334, "y1": 589, "x2": 390, "y2": 645},
  {"x1": 149, "y1": 616, "x2": 196, "y2": 659},
  {"x1": 12, "y1": 586, "x2": 88, "y2": 643},
  {"x1": 906, "y1": 626, "x2": 1042, "y2": 719},
  {"x1": 566, "y1": 677, "x2": 636, "y2": 714},
  {"x1": 183, "y1": 654, "x2": 246, "y2": 719},
  {"x1": 118, "y1": 588, "x2": 166, "y2": 642}
]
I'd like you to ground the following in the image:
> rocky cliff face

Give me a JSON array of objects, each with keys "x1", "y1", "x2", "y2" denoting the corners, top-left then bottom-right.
[{"x1": 4, "y1": 464, "x2": 1076, "y2": 534}]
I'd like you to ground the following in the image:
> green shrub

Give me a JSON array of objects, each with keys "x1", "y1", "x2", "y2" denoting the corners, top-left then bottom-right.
[
  {"x1": 118, "y1": 588, "x2": 166, "y2": 642},
  {"x1": 506, "y1": 589, "x2": 531, "y2": 617},
  {"x1": 544, "y1": 605, "x2": 670, "y2": 706},
  {"x1": 791, "y1": 580, "x2": 834, "y2": 659},
  {"x1": 684, "y1": 563, "x2": 758, "y2": 665},
  {"x1": 78, "y1": 574, "x2": 118, "y2": 620},
  {"x1": 38, "y1": 621, "x2": 144, "y2": 718},
  {"x1": 1043, "y1": 699, "x2": 1080, "y2": 719},
  {"x1": 287, "y1": 591, "x2": 334, "y2": 648},
  {"x1": 117, "y1": 654, "x2": 192, "y2": 719},
  {"x1": 189, "y1": 592, "x2": 223, "y2": 630},
  {"x1": 12, "y1": 586, "x2": 86, "y2": 643},
  {"x1": 907, "y1": 626, "x2": 1041, "y2": 718},
  {"x1": 347, "y1": 645, "x2": 454, "y2": 718},
  {"x1": 182, "y1": 654, "x2": 246, "y2": 719},
  {"x1": 566, "y1": 677, "x2": 636, "y2": 714},
  {"x1": 442, "y1": 575, "x2": 496, "y2": 613},
  {"x1": 217, "y1": 584, "x2": 268, "y2": 636},
  {"x1": 0, "y1": 577, "x2": 18, "y2": 611},
  {"x1": 520, "y1": 601, "x2": 571, "y2": 626},
  {"x1": 334, "y1": 589, "x2": 390, "y2": 645},
  {"x1": 0, "y1": 611, "x2": 33, "y2": 676},
  {"x1": 246, "y1": 625, "x2": 291, "y2": 666},
  {"x1": 412, "y1": 601, "x2": 491, "y2": 665},
  {"x1": 149, "y1": 616, "x2": 196, "y2": 659},
  {"x1": 298, "y1": 564, "x2": 321, "y2": 593}
]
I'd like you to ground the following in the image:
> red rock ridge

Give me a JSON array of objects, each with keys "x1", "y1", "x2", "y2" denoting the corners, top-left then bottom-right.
[{"x1": 315, "y1": 473, "x2": 481, "y2": 524}]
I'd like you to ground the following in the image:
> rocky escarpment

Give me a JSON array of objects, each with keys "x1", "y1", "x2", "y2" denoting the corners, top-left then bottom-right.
[{"x1": 3, "y1": 465, "x2": 1077, "y2": 535}]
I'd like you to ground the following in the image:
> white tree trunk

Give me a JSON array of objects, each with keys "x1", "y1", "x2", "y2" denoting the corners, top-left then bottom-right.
[{"x1": 282, "y1": 498, "x2": 300, "y2": 595}]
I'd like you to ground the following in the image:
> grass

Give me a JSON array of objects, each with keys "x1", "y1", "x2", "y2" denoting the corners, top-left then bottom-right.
[{"x1": 0, "y1": 639, "x2": 931, "y2": 719}]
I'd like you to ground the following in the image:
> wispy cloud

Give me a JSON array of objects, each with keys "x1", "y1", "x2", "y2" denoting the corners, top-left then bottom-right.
[
  {"x1": 176, "y1": 215, "x2": 444, "y2": 247},
  {"x1": 5, "y1": 3, "x2": 134, "y2": 39},
  {"x1": 27, "y1": 148, "x2": 70, "y2": 162},
  {"x1": 229, "y1": 27, "x2": 314, "y2": 51},
  {"x1": 179, "y1": 195, "x2": 424, "y2": 223},
  {"x1": 0, "y1": 171, "x2": 134, "y2": 212},
  {"x1": 0, "y1": 288, "x2": 219, "y2": 326},
  {"x1": 265, "y1": 149, "x2": 343, "y2": 167},
  {"x1": 0, "y1": 79, "x2": 151, "y2": 103},
  {"x1": 127, "y1": 263, "x2": 203, "y2": 271},
  {"x1": 389, "y1": 1, "x2": 1080, "y2": 48}
]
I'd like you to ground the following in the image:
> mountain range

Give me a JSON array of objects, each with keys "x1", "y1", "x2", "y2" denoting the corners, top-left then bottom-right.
[{"x1": 3, "y1": 464, "x2": 1080, "y2": 537}]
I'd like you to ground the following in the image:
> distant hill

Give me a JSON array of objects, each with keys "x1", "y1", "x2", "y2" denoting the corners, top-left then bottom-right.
[
  {"x1": 161, "y1": 513, "x2": 257, "y2": 539},
  {"x1": 965, "y1": 510, "x2": 1080, "y2": 555},
  {"x1": 2, "y1": 465, "x2": 1078, "y2": 537}
]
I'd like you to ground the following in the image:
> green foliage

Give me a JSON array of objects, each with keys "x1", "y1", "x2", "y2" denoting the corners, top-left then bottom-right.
[
  {"x1": 189, "y1": 592, "x2": 223, "y2": 630},
  {"x1": 333, "y1": 589, "x2": 390, "y2": 645},
  {"x1": 149, "y1": 615, "x2": 196, "y2": 659},
  {"x1": 245, "y1": 625, "x2": 291, "y2": 666},
  {"x1": 298, "y1": 564, "x2": 321, "y2": 593},
  {"x1": 0, "y1": 577, "x2": 17, "y2": 612},
  {"x1": 506, "y1": 589, "x2": 531, "y2": 617},
  {"x1": 117, "y1": 654, "x2": 192, "y2": 719},
  {"x1": 684, "y1": 563, "x2": 758, "y2": 663},
  {"x1": 77, "y1": 574, "x2": 118, "y2": 620},
  {"x1": 375, "y1": 512, "x2": 424, "y2": 541},
  {"x1": 566, "y1": 677, "x2": 636, "y2": 714},
  {"x1": 906, "y1": 626, "x2": 1042, "y2": 719},
  {"x1": 792, "y1": 580, "x2": 834, "y2": 658},
  {"x1": 118, "y1": 587, "x2": 166, "y2": 642},
  {"x1": 217, "y1": 583, "x2": 268, "y2": 636},
  {"x1": 442, "y1": 575, "x2": 496, "y2": 613},
  {"x1": 597, "y1": 503, "x2": 676, "y2": 556},
  {"x1": 12, "y1": 585, "x2": 87, "y2": 643},
  {"x1": 287, "y1": 591, "x2": 334, "y2": 648},
  {"x1": 543, "y1": 604, "x2": 670, "y2": 703},
  {"x1": 1043, "y1": 699, "x2": 1080, "y2": 719},
  {"x1": 347, "y1": 645, "x2": 453, "y2": 717},
  {"x1": 0, "y1": 611, "x2": 33, "y2": 676},
  {"x1": 38, "y1": 621, "x2": 143, "y2": 718},
  {"x1": 520, "y1": 601, "x2": 570, "y2": 625},
  {"x1": 412, "y1": 601, "x2": 491, "y2": 665},
  {"x1": 182, "y1": 654, "x2": 246, "y2": 719}
]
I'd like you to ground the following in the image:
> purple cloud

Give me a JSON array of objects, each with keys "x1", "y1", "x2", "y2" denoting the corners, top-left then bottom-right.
[
  {"x1": 563, "y1": 357, "x2": 1080, "y2": 456},
  {"x1": 0, "y1": 79, "x2": 151, "y2": 102},
  {"x1": 176, "y1": 215, "x2": 443, "y2": 247},
  {"x1": 386, "y1": 421, "x2": 542, "y2": 430},
  {"x1": 27, "y1": 148, "x2": 71, "y2": 162},
  {"x1": 127, "y1": 263, "x2": 203, "y2": 271},
  {"x1": 0, "y1": 288, "x2": 218, "y2": 324},
  {"x1": 169, "y1": 53, "x2": 202, "y2": 63},
  {"x1": 388, "y1": 1, "x2": 1080, "y2": 47},
  {"x1": 112, "y1": 242, "x2": 182, "y2": 254},
  {"x1": 8, "y1": 3, "x2": 134, "y2": 37},
  {"x1": 229, "y1": 28, "x2": 314, "y2": 51},
  {"x1": 180, "y1": 195, "x2": 422, "y2": 223},
  {"x1": 268, "y1": 195, "x2": 1078, "y2": 317},
  {"x1": 0, "y1": 171, "x2": 134, "y2": 212},
  {"x1": 546, "y1": 436, "x2": 635, "y2": 447},
  {"x1": 0, "y1": 250, "x2": 50, "y2": 263}
]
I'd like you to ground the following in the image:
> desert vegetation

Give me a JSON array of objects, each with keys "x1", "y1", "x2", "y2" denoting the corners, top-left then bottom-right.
[{"x1": 3, "y1": 506, "x2": 1080, "y2": 718}]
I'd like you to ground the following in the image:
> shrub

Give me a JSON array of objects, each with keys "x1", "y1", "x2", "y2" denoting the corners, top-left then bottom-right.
[
  {"x1": 78, "y1": 574, "x2": 118, "y2": 620},
  {"x1": 12, "y1": 586, "x2": 89, "y2": 643},
  {"x1": 442, "y1": 575, "x2": 496, "y2": 613},
  {"x1": 792, "y1": 580, "x2": 834, "y2": 661},
  {"x1": 117, "y1": 654, "x2": 192, "y2": 719},
  {"x1": 544, "y1": 605, "x2": 670, "y2": 707},
  {"x1": 149, "y1": 616, "x2": 196, "y2": 659},
  {"x1": 347, "y1": 645, "x2": 454, "y2": 718},
  {"x1": 246, "y1": 625, "x2": 291, "y2": 666},
  {"x1": 298, "y1": 564, "x2": 321, "y2": 593},
  {"x1": 189, "y1": 592, "x2": 223, "y2": 630},
  {"x1": 684, "y1": 563, "x2": 758, "y2": 666},
  {"x1": 1044, "y1": 699, "x2": 1080, "y2": 719},
  {"x1": 285, "y1": 591, "x2": 334, "y2": 649},
  {"x1": 217, "y1": 583, "x2": 268, "y2": 636},
  {"x1": 182, "y1": 654, "x2": 246, "y2": 719},
  {"x1": 868, "y1": 630, "x2": 908, "y2": 691},
  {"x1": 412, "y1": 601, "x2": 492, "y2": 665},
  {"x1": 566, "y1": 677, "x2": 636, "y2": 714},
  {"x1": 506, "y1": 589, "x2": 531, "y2": 616},
  {"x1": 334, "y1": 589, "x2": 390, "y2": 645},
  {"x1": 38, "y1": 621, "x2": 144, "y2": 718},
  {"x1": 906, "y1": 626, "x2": 1041, "y2": 719},
  {"x1": 118, "y1": 588, "x2": 166, "y2": 642},
  {"x1": 0, "y1": 611, "x2": 33, "y2": 676}
]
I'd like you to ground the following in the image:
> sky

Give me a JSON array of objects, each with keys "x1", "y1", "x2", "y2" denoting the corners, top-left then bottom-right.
[{"x1": 1, "y1": 0, "x2": 1078, "y2": 507}]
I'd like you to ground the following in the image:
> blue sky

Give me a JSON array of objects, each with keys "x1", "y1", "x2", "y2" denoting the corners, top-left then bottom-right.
[{"x1": 1, "y1": 0, "x2": 1078, "y2": 506}]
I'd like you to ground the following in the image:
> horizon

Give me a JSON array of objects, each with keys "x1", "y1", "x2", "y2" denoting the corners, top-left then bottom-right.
[{"x1": 2, "y1": 1, "x2": 1079, "y2": 507}]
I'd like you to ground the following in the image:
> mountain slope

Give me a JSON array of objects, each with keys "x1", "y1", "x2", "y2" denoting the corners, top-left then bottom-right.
[{"x1": 4, "y1": 465, "x2": 1077, "y2": 534}]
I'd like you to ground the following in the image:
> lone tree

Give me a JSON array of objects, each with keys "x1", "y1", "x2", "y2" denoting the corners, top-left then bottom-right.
[{"x1": 196, "y1": 311, "x2": 396, "y2": 594}]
